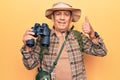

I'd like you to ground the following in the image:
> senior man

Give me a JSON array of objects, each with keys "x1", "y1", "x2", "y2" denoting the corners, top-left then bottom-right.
[{"x1": 21, "y1": 2, "x2": 107, "y2": 80}]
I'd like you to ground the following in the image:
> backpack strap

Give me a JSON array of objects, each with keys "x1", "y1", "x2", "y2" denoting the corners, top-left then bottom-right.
[{"x1": 73, "y1": 30, "x2": 83, "y2": 52}]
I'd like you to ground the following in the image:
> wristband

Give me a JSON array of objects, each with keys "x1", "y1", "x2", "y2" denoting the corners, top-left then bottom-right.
[
  {"x1": 94, "y1": 32, "x2": 99, "y2": 38},
  {"x1": 90, "y1": 31, "x2": 99, "y2": 40}
]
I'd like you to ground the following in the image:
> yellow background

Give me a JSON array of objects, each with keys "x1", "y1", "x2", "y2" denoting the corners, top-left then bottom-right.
[{"x1": 0, "y1": 0, "x2": 120, "y2": 80}]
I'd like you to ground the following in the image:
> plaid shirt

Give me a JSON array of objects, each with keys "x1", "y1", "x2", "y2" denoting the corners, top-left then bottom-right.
[{"x1": 21, "y1": 29, "x2": 107, "y2": 80}]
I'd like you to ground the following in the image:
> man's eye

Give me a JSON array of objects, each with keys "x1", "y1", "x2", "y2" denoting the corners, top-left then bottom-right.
[
  {"x1": 55, "y1": 13, "x2": 61, "y2": 15},
  {"x1": 65, "y1": 13, "x2": 70, "y2": 16}
]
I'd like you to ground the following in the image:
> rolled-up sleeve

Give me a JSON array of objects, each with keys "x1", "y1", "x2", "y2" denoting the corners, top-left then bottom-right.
[
  {"x1": 20, "y1": 36, "x2": 41, "y2": 70},
  {"x1": 82, "y1": 34, "x2": 107, "y2": 57}
]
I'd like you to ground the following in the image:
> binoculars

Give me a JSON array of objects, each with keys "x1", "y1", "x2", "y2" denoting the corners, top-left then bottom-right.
[{"x1": 26, "y1": 23, "x2": 50, "y2": 47}]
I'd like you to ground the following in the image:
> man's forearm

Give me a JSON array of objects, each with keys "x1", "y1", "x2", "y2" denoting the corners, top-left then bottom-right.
[{"x1": 21, "y1": 45, "x2": 40, "y2": 70}]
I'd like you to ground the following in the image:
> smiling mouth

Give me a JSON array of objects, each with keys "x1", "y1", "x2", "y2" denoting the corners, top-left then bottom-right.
[{"x1": 58, "y1": 22, "x2": 66, "y2": 24}]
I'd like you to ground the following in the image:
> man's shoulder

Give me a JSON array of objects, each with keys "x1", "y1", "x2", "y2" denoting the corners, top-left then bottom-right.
[
  {"x1": 72, "y1": 30, "x2": 83, "y2": 52},
  {"x1": 72, "y1": 30, "x2": 83, "y2": 36}
]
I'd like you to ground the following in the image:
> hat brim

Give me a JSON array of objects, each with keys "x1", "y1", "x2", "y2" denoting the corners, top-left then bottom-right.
[{"x1": 45, "y1": 8, "x2": 81, "y2": 22}]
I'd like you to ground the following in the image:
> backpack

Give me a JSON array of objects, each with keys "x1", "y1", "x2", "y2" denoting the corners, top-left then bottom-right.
[{"x1": 73, "y1": 30, "x2": 83, "y2": 52}]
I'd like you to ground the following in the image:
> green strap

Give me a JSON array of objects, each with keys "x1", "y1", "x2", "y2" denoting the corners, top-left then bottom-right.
[
  {"x1": 49, "y1": 39, "x2": 65, "y2": 74},
  {"x1": 49, "y1": 32, "x2": 69, "y2": 74}
]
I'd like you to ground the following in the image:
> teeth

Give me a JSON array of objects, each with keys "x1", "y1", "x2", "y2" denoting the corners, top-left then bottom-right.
[{"x1": 59, "y1": 22, "x2": 65, "y2": 24}]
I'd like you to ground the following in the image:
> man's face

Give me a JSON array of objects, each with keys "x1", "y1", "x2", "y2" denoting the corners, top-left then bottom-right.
[{"x1": 52, "y1": 10, "x2": 72, "y2": 32}]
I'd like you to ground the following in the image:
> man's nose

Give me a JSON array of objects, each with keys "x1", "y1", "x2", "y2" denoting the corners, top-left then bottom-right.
[{"x1": 60, "y1": 14, "x2": 65, "y2": 20}]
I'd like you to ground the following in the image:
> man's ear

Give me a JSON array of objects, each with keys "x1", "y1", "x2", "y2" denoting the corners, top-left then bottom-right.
[
  {"x1": 70, "y1": 15, "x2": 73, "y2": 22},
  {"x1": 51, "y1": 15, "x2": 54, "y2": 22}
]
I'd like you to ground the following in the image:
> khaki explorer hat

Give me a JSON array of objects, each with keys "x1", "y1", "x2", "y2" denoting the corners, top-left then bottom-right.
[{"x1": 45, "y1": 2, "x2": 81, "y2": 22}]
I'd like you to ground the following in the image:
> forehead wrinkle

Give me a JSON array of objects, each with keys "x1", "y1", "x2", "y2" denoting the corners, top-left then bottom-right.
[{"x1": 53, "y1": 10, "x2": 72, "y2": 15}]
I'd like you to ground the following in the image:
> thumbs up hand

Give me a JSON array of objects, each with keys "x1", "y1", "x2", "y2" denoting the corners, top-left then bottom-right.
[
  {"x1": 82, "y1": 16, "x2": 99, "y2": 40},
  {"x1": 82, "y1": 16, "x2": 94, "y2": 35}
]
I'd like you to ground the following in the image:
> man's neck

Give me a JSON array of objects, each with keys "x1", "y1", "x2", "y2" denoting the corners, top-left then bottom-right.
[{"x1": 55, "y1": 29, "x2": 67, "y2": 37}]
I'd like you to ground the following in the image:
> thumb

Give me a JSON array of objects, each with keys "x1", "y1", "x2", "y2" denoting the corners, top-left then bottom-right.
[{"x1": 85, "y1": 16, "x2": 89, "y2": 23}]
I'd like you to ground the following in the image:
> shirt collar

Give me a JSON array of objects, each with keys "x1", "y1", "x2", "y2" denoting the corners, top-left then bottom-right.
[
  {"x1": 50, "y1": 28, "x2": 72, "y2": 37},
  {"x1": 50, "y1": 28, "x2": 56, "y2": 37}
]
